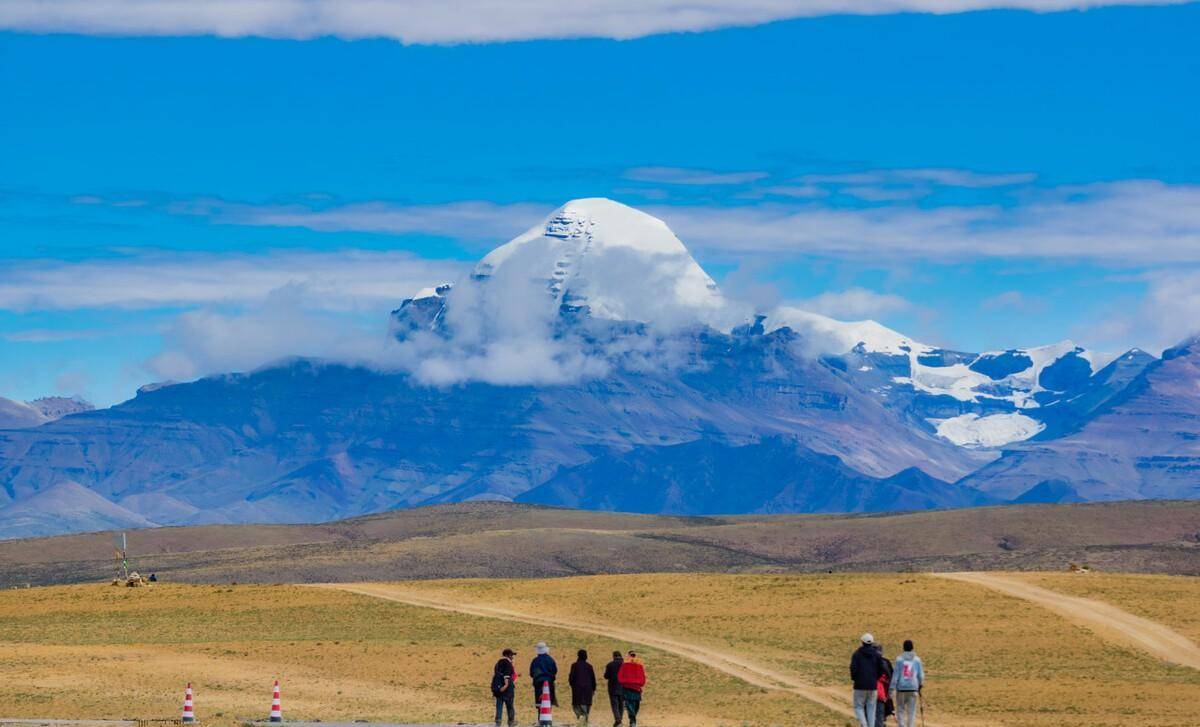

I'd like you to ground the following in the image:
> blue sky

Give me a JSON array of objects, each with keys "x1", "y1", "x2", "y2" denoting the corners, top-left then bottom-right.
[{"x1": 2, "y1": 2, "x2": 1199, "y2": 405}]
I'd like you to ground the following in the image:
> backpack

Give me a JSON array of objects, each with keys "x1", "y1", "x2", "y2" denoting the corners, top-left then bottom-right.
[{"x1": 491, "y1": 672, "x2": 508, "y2": 698}]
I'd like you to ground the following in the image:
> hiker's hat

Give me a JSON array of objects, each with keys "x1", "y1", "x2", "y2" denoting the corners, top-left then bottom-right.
[
  {"x1": 535, "y1": 641, "x2": 549, "y2": 655},
  {"x1": 861, "y1": 633, "x2": 874, "y2": 645},
  {"x1": 503, "y1": 648, "x2": 516, "y2": 657}
]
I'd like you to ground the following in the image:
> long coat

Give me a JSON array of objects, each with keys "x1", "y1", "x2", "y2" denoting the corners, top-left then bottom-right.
[{"x1": 569, "y1": 660, "x2": 597, "y2": 706}]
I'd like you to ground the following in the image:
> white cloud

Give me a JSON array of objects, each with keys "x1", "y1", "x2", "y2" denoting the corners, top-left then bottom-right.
[
  {"x1": 1087, "y1": 268, "x2": 1200, "y2": 353},
  {"x1": 791, "y1": 287, "x2": 914, "y2": 318},
  {"x1": 623, "y1": 166, "x2": 769, "y2": 186},
  {"x1": 173, "y1": 198, "x2": 547, "y2": 241},
  {"x1": 145, "y1": 283, "x2": 393, "y2": 380},
  {"x1": 0, "y1": 249, "x2": 467, "y2": 311},
  {"x1": 650, "y1": 180, "x2": 1200, "y2": 262},
  {"x1": 0, "y1": 0, "x2": 1189, "y2": 44}
]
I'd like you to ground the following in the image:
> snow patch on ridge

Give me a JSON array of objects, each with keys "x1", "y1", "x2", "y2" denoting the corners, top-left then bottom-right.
[
  {"x1": 765, "y1": 307, "x2": 920, "y2": 355},
  {"x1": 932, "y1": 412, "x2": 1045, "y2": 448}
]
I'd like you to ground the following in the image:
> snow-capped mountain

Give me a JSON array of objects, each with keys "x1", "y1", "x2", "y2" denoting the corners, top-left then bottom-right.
[
  {"x1": 473, "y1": 198, "x2": 737, "y2": 327},
  {"x1": 0, "y1": 198, "x2": 1193, "y2": 538},
  {"x1": 761, "y1": 308, "x2": 1142, "y2": 448}
]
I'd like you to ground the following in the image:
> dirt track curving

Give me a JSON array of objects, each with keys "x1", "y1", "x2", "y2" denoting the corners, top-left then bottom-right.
[
  {"x1": 935, "y1": 572, "x2": 1200, "y2": 670},
  {"x1": 316, "y1": 582, "x2": 966, "y2": 726}
]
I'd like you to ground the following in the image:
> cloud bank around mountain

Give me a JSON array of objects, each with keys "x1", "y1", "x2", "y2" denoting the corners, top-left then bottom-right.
[{"x1": 1, "y1": 0, "x2": 1191, "y2": 44}]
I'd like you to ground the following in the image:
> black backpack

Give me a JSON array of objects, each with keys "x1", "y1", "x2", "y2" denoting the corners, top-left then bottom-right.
[{"x1": 491, "y1": 671, "x2": 508, "y2": 698}]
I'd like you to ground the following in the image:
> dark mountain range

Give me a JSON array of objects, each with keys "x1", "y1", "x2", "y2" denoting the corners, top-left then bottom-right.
[{"x1": 518, "y1": 436, "x2": 994, "y2": 515}]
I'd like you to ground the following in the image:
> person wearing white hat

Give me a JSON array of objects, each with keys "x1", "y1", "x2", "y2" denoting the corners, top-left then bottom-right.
[
  {"x1": 530, "y1": 641, "x2": 559, "y2": 713},
  {"x1": 850, "y1": 633, "x2": 885, "y2": 727}
]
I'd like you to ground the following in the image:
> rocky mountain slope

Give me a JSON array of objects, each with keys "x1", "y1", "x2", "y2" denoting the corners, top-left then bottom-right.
[{"x1": 0, "y1": 396, "x2": 92, "y2": 429}]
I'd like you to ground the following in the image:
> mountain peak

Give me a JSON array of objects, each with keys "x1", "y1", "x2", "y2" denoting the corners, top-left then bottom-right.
[{"x1": 471, "y1": 198, "x2": 737, "y2": 328}]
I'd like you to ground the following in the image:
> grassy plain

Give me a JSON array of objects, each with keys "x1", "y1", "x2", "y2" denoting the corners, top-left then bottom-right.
[
  {"x1": 395, "y1": 572, "x2": 1200, "y2": 726},
  {"x1": 0, "y1": 573, "x2": 1198, "y2": 726},
  {"x1": 0, "y1": 582, "x2": 837, "y2": 727}
]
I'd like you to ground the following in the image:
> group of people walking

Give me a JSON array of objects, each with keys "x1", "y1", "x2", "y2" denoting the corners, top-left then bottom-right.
[
  {"x1": 850, "y1": 634, "x2": 926, "y2": 727},
  {"x1": 490, "y1": 633, "x2": 922, "y2": 726},
  {"x1": 492, "y1": 642, "x2": 647, "y2": 727}
]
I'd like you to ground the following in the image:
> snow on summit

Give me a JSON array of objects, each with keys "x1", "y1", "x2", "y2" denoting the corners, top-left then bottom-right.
[{"x1": 473, "y1": 198, "x2": 738, "y2": 329}]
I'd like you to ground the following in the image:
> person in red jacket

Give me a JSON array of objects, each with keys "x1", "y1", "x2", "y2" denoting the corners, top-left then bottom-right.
[{"x1": 616, "y1": 650, "x2": 647, "y2": 727}]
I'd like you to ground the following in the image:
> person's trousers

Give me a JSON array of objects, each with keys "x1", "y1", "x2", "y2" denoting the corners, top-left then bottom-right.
[
  {"x1": 622, "y1": 689, "x2": 641, "y2": 726},
  {"x1": 608, "y1": 692, "x2": 625, "y2": 724},
  {"x1": 494, "y1": 694, "x2": 515, "y2": 726},
  {"x1": 894, "y1": 691, "x2": 919, "y2": 727},
  {"x1": 853, "y1": 689, "x2": 878, "y2": 727},
  {"x1": 534, "y1": 681, "x2": 558, "y2": 707},
  {"x1": 573, "y1": 702, "x2": 591, "y2": 723}
]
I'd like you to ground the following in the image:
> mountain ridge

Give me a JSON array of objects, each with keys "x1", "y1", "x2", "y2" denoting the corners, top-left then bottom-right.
[{"x1": 0, "y1": 198, "x2": 1195, "y2": 539}]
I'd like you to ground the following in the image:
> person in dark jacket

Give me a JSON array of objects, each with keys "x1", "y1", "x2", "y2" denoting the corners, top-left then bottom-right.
[
  {"x1": 530, "y1": 641, "x2": 559, "y2": 710},
  {"x1": 850, "y1": 633, "x2": 885, "y2": 727},
  {"x1": 602, "y1": 651, "x2": 625, "y2": 726},
  {"x1": 569, "y1": 649, "x2": 597, "y2": 724},
  {"x1": 874, "y1": 643, "x2": 894, "y2": 727},
  {"x1": 492, "y1": 647, "x2": 518, "y2": 727}
]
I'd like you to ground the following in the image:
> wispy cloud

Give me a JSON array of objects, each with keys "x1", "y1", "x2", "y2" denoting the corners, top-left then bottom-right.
[
  {"x1": 0, "y1": 250, "x2": 467, "y2": 311},
  {"x1": 0, "y1": 0, "x2": 1188, "y2": 44},
  {"x1": 651, "y1": 180, "x2": 1200, "y2": 262},
  {"x1": 171, "y1": 198, "x2": 547, "y2": 241},
  {"x1": 3, "y1": 327, "x2": 118, "y2": 343},
  {"x1": 1087, "y1": 268, "x2": 1200, "y2": 352},
  {"x1": 799, "y1": 168, "x2": 1037, "y2": 188},
  {"x1": 791, "y1": 287, "x2": 915, "y2": 319},
  {"x1": 623, "y1": 166, "x2": 769, "y2": 186}
]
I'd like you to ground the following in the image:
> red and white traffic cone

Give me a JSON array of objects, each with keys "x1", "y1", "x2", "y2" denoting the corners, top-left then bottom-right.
[
  {"x1": 181, "y1": 682, "x2": 195, "y2": 723},
  {"x1": 537, "y1": 681, "x2": 553, "y2": 725},
  {"x1": 269, "y1": 679, "x2": 283, "y2": 723}
]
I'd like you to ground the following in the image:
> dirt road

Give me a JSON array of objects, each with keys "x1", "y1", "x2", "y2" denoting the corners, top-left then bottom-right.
[
  {"x1": 317, "y1": 583, "x2": 967, "y2": 726},
  {"x1": 936, "y1": 572, "x2": 1200, "y2": 670}
]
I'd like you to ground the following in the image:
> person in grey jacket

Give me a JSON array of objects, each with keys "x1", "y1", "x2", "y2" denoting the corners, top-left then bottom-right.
[{"x1": 890, "y1": 640, "x2": 925, "y2": 727}]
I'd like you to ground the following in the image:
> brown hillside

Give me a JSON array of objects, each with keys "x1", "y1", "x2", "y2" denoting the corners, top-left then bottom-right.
[{"x1": 1, "y1": 500, "x2": 1197, "y2": 586}]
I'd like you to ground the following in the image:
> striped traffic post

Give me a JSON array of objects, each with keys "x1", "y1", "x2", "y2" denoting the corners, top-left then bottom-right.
[
  {"x1": 181, "y1": 682, "x2": 195, "y2": 723},
  {"x1": 269, "y1": 679, "x2": 283, "y2": 723},
  {"x1": 538, "y1": 681, "x2": 553, "y2": 725}
]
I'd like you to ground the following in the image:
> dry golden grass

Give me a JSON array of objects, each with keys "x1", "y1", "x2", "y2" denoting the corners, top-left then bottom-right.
[
  {"x1": 395, "y1": 573, "x2": 1200, "y2": 726},
  {"x1": 2, "y1": 574, "x2": 1199, "y2": 726},
  {"x1": 1022, "y1": 572, "x2": 1200, "y2": 643},
  {"x1": 0, "y1": 582, "x2": 839, "y2": 727}
]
